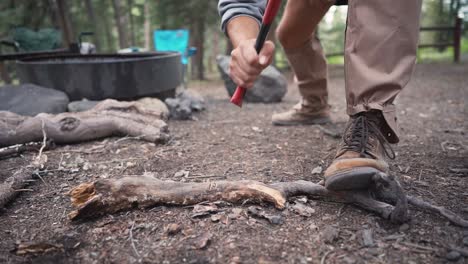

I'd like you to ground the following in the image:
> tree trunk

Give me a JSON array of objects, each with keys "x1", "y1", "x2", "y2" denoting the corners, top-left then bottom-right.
[
  {"x1": 23, "y1": 1, "x2": 48, "y2": 30},
  {"x1": 197, "y1": 20, "x2": 205, "y2": 80},
  {"x1": 0, "y1": 63, "x2": 12, "y2": 84},
  {"x1": 47, "y1": 0, "x2": 60, "y2": 28},
  {"x1": 111, "y1": 0, "x2": 129, "y2": 49},
  {"x1": 127, "y1": 0, "x2": 136, "y2": 46},
  {"x1": 144, "y1": 0, "x2": 151, "y2": 50},
  {"x1": 55, "y1": 0, "x2": 75, "y2": 47},
  {"x1": 99, "y1": 1, "x2": 115, "y2": 52},
  {"x1": 191, "y1": 17, "x2": 205, "y2": 80},
  {"x1": 84, "y1": 0, "x2": 102, "y2": 51}
]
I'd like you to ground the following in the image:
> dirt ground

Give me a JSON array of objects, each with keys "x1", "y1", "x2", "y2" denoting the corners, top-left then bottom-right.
[{"x1": 0, "y1": 62, "x2": 467, "y2": 264}]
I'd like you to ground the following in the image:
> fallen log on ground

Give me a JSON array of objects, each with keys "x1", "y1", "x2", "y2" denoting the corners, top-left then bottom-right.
[
  {"x1": 68, "y1": 173, "x2": 468, "y2": 227},
  {"x1": 0, "y1": 99, "x2": 170, "y2": 148}
]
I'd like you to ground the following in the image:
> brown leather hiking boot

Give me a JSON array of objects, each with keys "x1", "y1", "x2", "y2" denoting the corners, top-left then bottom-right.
[
  {"x1": 272, "y1": 101, "x2": 332, "y2": 126},
  {"x1": 324, "y1": 110, "x2": 395, "y2": 190}
]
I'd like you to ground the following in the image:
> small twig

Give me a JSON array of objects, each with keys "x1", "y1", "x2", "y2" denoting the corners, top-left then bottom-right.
[
  {"x1": 321, "y1": 250, "x2": 334, "y2": 264},
  {"x1": 114, "y1": 134, "x2": 158, "y2": 144},
  {"x1": 37, "y1": 119, "x2": 47, "y2": 160},
  {"x1": 33, "y1": 172, "x2": 47, "y2": 185},
  {"x1": 449, "y1": 167, "x2": 468, "y2": 174},
  {"x1": 407, "y1": 195, "x2": 468, "y2": 227},
  {"x1": 399, "y1": 241, "x2": 437, "y2": 252},
  {"x1": 92, "y1": 158, "x2": 144, "y2": 165},
  {"x1": 449, "y1": 246, "x2": 468, "y2": 257},
  {"x1": 14, "y1": 189, "x2": 34, "y2": 192},
  {"x1": 211, "y1": 119, "x2": 236, "y2": 124},
  {"x1": 129, "y1": 222, "x2": 141, "y2": 259},
  {"x1": 337, "y1": 204, "x2": 346, "y2": 217},
  {"x1": 0, "y1": 142, "x2": 49, "y2": 159},
  {"x1": 58, "y1": 153, "x2": 65, "y2": 171},
  {"x1": 185, "y1": 175, "x2": 225, "y2": 179},
  {"x1": 440, "y1": 141, "x2": 448, "y2": 151}
]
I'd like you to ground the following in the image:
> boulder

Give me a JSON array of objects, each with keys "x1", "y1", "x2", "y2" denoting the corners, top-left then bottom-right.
[
  {"x1": 216, "y1": 55, "x2": 287, "y2": 103},
  {"x1": 0, "y1": 83, "x2": 69, "y2": 116},
  {"x1": 68, "y1": 99, "x2": 100, "y2": 112}
]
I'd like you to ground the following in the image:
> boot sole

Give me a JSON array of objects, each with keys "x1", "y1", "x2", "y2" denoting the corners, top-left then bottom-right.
[
  {"x1": 272, "y1": 116, "x2": 332, "y2": 126},
  {"x1": 325, "y1": 167, "x2": 381, "y2": 191}
]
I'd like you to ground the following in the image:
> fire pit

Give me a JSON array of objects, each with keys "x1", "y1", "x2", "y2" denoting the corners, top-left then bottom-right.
[{"x1": 16, "y1": 52, "x2": 182, "y2": 101}]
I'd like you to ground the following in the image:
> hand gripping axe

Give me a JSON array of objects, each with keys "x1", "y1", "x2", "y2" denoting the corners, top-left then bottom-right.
[{"x1": 230, "y1": 0, "x2": 282, "y2": 107}]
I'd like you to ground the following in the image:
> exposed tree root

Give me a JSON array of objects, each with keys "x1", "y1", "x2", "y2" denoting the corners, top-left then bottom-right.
[
  {"x1": 68, "y1": 172, "x2": 468, "y2": 227},
  {"x1": 0, "y1": 99, "x2": 170, "y2": 148}
]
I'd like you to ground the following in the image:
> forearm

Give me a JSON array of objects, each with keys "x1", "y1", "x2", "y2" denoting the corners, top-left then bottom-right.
[
  {"x1": 226, "y1": 16, "x2": 260, "y2": 48},
  {"x1": 218, "y1": 0, "x2": 266, "y2": 45}
]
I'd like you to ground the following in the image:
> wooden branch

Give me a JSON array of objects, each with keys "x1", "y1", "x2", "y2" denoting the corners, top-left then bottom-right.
[
  {"x1": 68, "y1": 176, "x2": 287, "y2": 220},
  {"x1": 67, "y1": 176, "x2": 399, "y2": 223},
  {"x1": 407, "y1": 195, "x2": 468, "y2": 227},
  {"x1": 68, "y1": 174, "x2": 468, "y2": 227},
  {"x1": 0, "y1": 99, "x2": 169, "y2": 148}
]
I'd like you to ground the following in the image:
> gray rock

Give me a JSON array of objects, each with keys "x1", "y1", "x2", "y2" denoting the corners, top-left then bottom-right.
[
  {"x1": 178, "y1": 90, "x2": 205, "y2": 111},
  {"x1": 165, "y1": 90, "x2": 205, "y2": 120},
  {"x1": 0, "y1": 83, "x2": 69, "y2": 116},
  {"x1": 446, "y1": 250, "x2": 461, "y2": 261},
  {"x1": 68, "y1": 99, "x2": 100, "y2": 112},
  {"x1": 216, "y1": 55, "x2": 287, "y2": 103}
]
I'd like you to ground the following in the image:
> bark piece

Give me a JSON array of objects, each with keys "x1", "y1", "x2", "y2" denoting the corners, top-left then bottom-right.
[
  {"x1": 247, "y1": 206, "x2": 284, "y2": 225},
  {"x1": 0, "y1": 168, "x2": 34, "y2": 208}
]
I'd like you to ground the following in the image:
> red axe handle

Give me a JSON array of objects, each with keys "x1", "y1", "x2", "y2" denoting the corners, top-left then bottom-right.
[{"x1": 230, "y1": 0, "x2": 282, "y2": 107}]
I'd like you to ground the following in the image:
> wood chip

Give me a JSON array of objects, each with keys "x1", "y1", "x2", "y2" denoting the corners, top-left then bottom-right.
[
  {"x1": 13, "y1": 241, "x2": 63, "y2": 255},
  {"x1": 193, "y1": 232, "x2": 212, "y2": 249}
]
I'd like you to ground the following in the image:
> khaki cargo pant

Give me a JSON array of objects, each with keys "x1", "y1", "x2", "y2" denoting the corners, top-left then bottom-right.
[{"x1": 279, "y1": 0, "x2": 422, "y2": 143}]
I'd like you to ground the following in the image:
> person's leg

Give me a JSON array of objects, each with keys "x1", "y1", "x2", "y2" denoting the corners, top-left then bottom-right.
[
  {"x1": 272, "y1": 0, "x2": 334, "y2": 126},
  {"x1": 324, "y1": 0, "x2": 423, "y2": 190}
]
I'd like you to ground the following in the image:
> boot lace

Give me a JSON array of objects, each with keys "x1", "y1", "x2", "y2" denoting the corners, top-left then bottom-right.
[{"x1": 338, "y1": 114, "x2": 395, "y2": 159}]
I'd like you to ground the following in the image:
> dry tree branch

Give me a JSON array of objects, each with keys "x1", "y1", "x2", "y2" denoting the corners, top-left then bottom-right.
[
  {"x1": 0, "y1": 99, "x2": 170, "y2": 148},
  {"x1": 67, "y1": 173, "x2": 468, "y2": 227}
]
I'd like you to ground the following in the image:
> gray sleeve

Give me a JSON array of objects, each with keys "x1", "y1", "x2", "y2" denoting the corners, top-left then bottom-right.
[{"x1": 218, "y1": 0, "x2": 267, "y2": 33}]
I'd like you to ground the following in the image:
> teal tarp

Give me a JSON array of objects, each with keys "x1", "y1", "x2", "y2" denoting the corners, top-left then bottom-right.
[
  {"x1": 154, "y1": 29, "x2": 189, "y2": 65},
  {"x1": 12, "y1": 27, "x2": 62, "y2": 52}
]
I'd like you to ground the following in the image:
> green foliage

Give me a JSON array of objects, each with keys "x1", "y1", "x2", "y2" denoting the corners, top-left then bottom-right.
[{"x1": 318, "y1": 6, "x2": 346, "y2": 56}]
